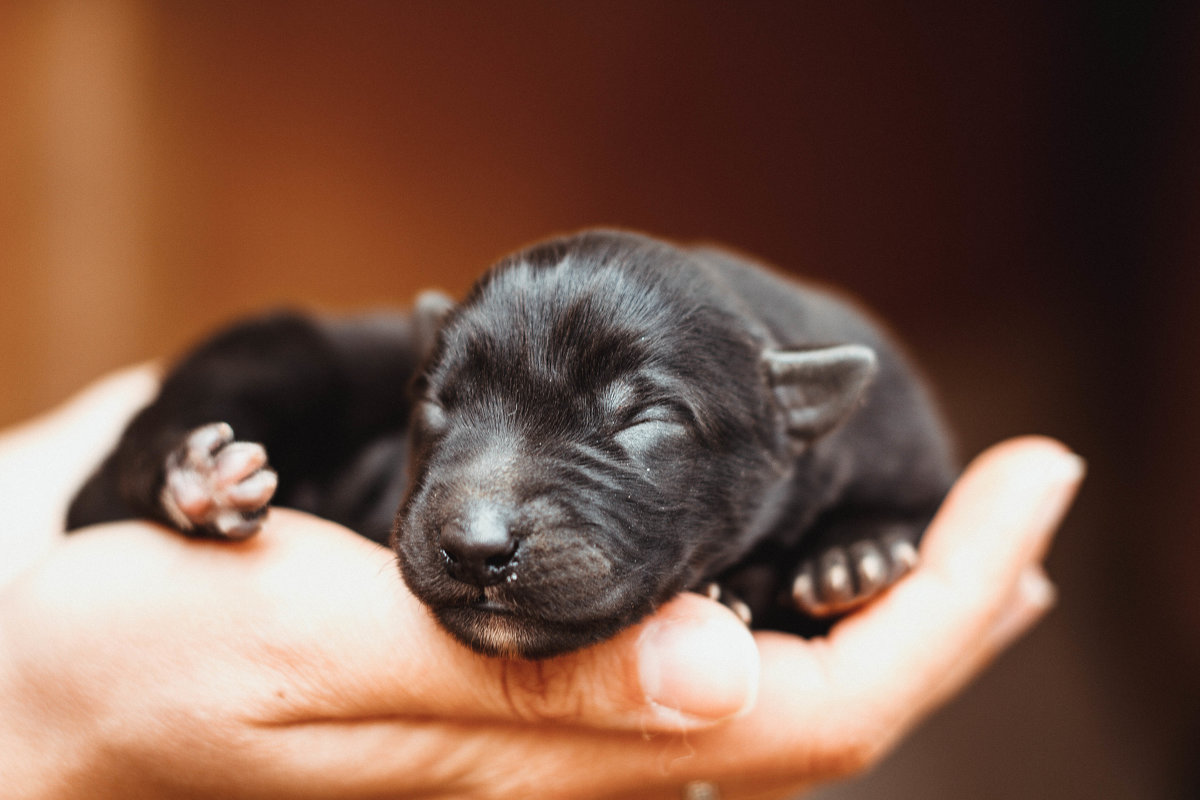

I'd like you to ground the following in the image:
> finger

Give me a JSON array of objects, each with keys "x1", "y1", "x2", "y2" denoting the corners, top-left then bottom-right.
[
  {"x1": 0, "y1": 364, "x2": 159, "y2": 587},
  {"x1": 0, "y1": 363, "x2": 159, "y2": 517},
  {"x1": 589, "y1": 566, "x2": 1060, "y2": 800},
  {"x1": 245, "y1": 510, "x2": 760, "y2": 734},
  {"x1": 250, "y1": 440, "x2": 1082, "y2": 797},
  {"x1": 408, "y1": 590, "x2": 761, "y2": 731},
  {"x1": 0, "y1": 363, "x2": 160, "y2": 455},
  {"x1": 259, "y1": 436, "x2": 1080, "y2": 742},
  {"x1": 754, "y1": 437, "x2": 1083, "y2": 761},
  {"x1": 979, "y1": 563, "x2": 1057, "y2": 652},
  {"x1": 256, "y1": 695, "x2": 820, "y2": 800},
  {"x1": 837, "y1": 437, "x2": 1081, "y2": 725},
  {"x1": 919, "y1": 435, "x2": 1082, "y2": 588},
  {"x1": 523, "y1": 437, "x2": 1083, "y2": 788},
  {"x1": 245, "y1": 557, "x2": 1059, "y2": 799}
]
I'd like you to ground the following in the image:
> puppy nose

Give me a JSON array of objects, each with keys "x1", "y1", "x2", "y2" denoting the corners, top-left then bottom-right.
[{"x1": 439, "y1": 509, "x2": 518, "y2": 587}]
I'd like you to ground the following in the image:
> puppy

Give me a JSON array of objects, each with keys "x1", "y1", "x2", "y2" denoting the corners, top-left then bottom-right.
[{"x1": 68, "y1": 230, "x2": 955, "y2": 658}]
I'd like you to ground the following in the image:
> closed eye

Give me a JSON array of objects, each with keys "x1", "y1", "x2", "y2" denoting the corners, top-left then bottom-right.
[
  {"x1": 623, "y1": 404, "x2": 685, "y2": 428},
  {"x1": 612, "y1": 404, "x2": 689, "y2": 454}
]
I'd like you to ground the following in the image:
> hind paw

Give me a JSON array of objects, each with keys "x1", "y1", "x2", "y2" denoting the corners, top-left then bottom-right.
[
  {"x1": 160, "y1": 422, "x2": 278, "y2": 539},
  {"x1": 698, "y1": 581, "x2": 753, "y2": 626},
  {"x1": 790, "y1": 533, "x2": 919, "y2": 618}
]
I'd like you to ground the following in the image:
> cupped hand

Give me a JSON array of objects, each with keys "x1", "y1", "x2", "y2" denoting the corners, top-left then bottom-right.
[{"x1": 0, "y1": 368, "x2": 1081, "y2": 799}]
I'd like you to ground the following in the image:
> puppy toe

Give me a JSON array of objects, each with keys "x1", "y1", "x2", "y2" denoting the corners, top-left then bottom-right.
[
  {"x1": 223, "y1": 468, "x2": 278, "y2": 510},
  {"x1": 817, "y1": 548, "x2": 857, "y2": 607},
  {"x1": 791, "y1": 546, "x2": 870, "y2": 618},
  {"x1": 184, "y1": 422, "x2": 234, "y2": 463},
  {"x1": 791, "y1": 563, "x2": 830, "y2": 617},
  {"x1": 697, "y1": 582, "x2": 754, "y2": 626},
  {"x1": 848, "y1": 539, "x2": 889, "y2": 597},
  {"x1": 882, "y1": 533, "x2": 920, "y2": 580},
  {"x1": 215, "y1": 441, "x2": 269, "y2": 484},
  {"x1": 164, "y1": 467, "x2": 213, "y2": 523}
]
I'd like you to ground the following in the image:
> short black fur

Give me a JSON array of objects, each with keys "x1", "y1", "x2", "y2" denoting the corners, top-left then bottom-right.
[{"x1": 68, "y1": 230, "x2": 955, "y2": 658}]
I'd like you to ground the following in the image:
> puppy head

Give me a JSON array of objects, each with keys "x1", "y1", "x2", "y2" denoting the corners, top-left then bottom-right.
[{"x1": 393, "y1": 231, "x2": 874, "y2": 658}]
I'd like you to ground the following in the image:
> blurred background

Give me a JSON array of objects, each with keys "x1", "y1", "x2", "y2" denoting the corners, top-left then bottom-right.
[{"x1": 1, "y1": 1, "x2": 1195, "y2": 797}]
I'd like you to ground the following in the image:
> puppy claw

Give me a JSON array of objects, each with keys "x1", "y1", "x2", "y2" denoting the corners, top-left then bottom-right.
[
  {"x1": 185, "y1": 422, "x2": 234, "y2": 463},
  {"x1": 223, "y1": 467, "x2": 278, "y2": 508},
  {"x1": 698, "y1": 582, "x2": 753, "y2": 626},
  {"x1": 214, "y1": 508, "x2": 264, "y2": 540},
  {"x1": 728, "y1": 598, "x2": 753, "y2": 626},
  {"x1": 883, "y1": 534, "x2": 920, "y2": 579},
  {"x1": 849, "y1": 540, "x2": 888, "y2": 595},
  {"x1": 818, "y1": 549, "x2": 855, "y2": 605},
  {"x1": 790, "y1": 566, "x2": 824, "y2": 616}
]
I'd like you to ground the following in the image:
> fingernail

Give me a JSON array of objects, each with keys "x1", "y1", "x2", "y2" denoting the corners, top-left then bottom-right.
[
  {"x1": 1043, "y1": 450, "x2": 1086, "y2": 491},
  {"x1": 988, "y1": 564, "x2": 1058, "y2": 651},
  {"x1": 1017, "y1": 564, "x2": 1057, "y2": 611},
  {"x1": 942, "y1": 447, "x2": 1084, "y2": 582},
  {"x1": 637, "y1": 612, "x2": 760, "y2": 724},
  {"x1": 1029, "y1": 451, "x2": 1086, "y2": 535}
]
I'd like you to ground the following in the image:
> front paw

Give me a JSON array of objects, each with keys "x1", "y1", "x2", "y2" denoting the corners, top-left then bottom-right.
[
  {"x1": 160, "y1": 423, "x2": 278, "y2": 539},
  {"x1": 790, "y1": 533, "x2": 920, "y2": 618}
]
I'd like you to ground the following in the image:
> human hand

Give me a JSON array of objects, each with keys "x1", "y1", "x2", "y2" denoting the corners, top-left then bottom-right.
[
  {"x1": 0, "y1": 368, "x2": 758, "y2": 798},
  {"x1": 0, "y1": 368, "x2": 1082, "y2": 799},
  {"x1": 0, "y1": 366, "x2": 159, "y2": 588},
  {"x1": 640, "y1": 435, "x2": 1082, "y2": 799}
]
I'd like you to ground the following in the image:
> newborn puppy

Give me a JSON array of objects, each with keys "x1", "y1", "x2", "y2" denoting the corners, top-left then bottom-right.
[{"x1": 67, "y1": 230, "x2": 955, "y2": 658}]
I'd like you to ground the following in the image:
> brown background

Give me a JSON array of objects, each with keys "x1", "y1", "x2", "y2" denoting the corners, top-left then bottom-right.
[{"x1": 1, "y1": 2, "x2": 1196, "y2": 798}]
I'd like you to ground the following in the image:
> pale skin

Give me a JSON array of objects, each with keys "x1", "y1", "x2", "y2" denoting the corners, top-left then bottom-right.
[{"x1": 0, "y1": 367, "x2": 1083, "y2": 799}]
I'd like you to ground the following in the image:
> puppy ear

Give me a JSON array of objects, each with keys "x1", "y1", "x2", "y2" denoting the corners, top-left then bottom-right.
[
  {"x1": 414, "y1": 289, "x2": 456, "y2": 357},
  {"x1": 763, "y1": 344, "x2": 878, "y2": 443}
]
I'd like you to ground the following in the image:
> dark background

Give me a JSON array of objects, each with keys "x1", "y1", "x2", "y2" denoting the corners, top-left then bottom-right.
[{"x1": 1, "y1": 2, "x2": 1195, "y2": 797}]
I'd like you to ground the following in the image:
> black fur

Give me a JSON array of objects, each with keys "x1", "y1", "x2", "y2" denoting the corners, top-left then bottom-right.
[{"x1": 68, "y1": 230, "x2": 955, "y2": 658}]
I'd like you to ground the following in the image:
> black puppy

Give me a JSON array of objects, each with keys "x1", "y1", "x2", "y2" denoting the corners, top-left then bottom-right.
[{"x1": 68, "y1": 230, "x2": 955, "y2": 658}]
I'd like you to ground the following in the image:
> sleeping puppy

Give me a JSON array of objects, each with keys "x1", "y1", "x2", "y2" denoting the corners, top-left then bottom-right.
[{"x1": 67, "y1": 229, "x2": 955, "y2": 658}]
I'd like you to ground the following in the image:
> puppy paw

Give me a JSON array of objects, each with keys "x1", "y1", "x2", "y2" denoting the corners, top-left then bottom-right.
[
  {"x1": 790, "y1": 533, "x2": 919, "y2": 618},
  {"x1": 698, "y1": 581, "x2": 753, "y2": 626},
  {"x1": 160, "y1": 422, "x2": 278, "y2": 539}
]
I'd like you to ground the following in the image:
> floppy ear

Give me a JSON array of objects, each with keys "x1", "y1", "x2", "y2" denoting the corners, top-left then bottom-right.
[
  {"x1": 763, "y1": 344, "x2": 878, "y2": 443},
  {"x1": 413, "y1": 289, "x2": 456, "y2": 358}
]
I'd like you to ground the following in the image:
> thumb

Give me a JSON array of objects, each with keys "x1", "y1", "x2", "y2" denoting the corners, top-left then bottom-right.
[
  {"x1": 257, "y1": 511, "x2": 760, "y2": 733},
  {"x1": 479, "y1": 591, "x2": 762, "y2": 731}
]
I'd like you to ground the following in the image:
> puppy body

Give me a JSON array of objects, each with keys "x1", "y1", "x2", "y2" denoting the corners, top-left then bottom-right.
[{"x1": 68, "y1": 230, "x2": 954, "y2": 658}]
